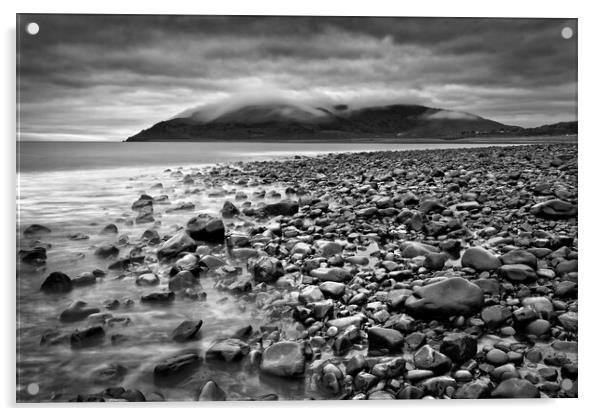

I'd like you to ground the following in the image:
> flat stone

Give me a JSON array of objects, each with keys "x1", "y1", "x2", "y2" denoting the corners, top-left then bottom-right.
[
  {"x1": 530, "y1": 199, "x2": 577, "y2": 219},
  {"x1": 405, "y1": 277, "x2": 484, "y2": 317},
  {"x1": 153, "y1": 352, "x2": 201, "y2": 379},
  {"x1": 499, "y1": 264, "x2": 537, "y2": 282},
  {"x1": 171, "y1": 320, "x2": 203, "y2": 342},
  {"x1": 500, "y1": 249, "x2": 538, "y2": 269},
  {"x1": 310, "y1": 267, "x2": 352, "y2": 283}
]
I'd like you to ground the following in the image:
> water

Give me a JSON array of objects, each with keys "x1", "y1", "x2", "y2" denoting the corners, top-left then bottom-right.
[
  {"x1": 15, "y1": 140, "x2": 560, "y2": 172},
  {"x1": 16, "y1": 139, "x2": 560, "y2": 402}
]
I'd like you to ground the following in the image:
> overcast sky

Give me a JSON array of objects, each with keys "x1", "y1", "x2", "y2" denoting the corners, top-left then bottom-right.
[{"x1": 17, "y1": 15, "x2": 577, "y2": 141}]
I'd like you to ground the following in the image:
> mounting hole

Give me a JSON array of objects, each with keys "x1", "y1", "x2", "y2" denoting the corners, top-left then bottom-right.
[
  {"x1": 26, "y1": 383, "x2": 39, "y2": 395},
  {"x1": 561, "y1": 26, "x2": 573, "y2": 40},
  {"x1": 26, "y1": 22, "x2": 39, "y2": 35}
]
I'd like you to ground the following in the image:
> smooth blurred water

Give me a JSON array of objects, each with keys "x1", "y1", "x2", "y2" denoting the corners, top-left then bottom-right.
[{"x1": 17, "y1": 160, "x2": 313, "y2": 401}]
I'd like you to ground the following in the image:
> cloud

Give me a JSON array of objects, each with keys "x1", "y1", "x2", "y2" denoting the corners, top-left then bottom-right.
[{"x1": 17, "y1": 15, "x2": 577, "y2": 140}]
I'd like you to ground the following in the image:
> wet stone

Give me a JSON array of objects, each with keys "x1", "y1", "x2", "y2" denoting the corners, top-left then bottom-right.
[{"x1": 260, "y1": 341, "x2": 306, "y2": 377}]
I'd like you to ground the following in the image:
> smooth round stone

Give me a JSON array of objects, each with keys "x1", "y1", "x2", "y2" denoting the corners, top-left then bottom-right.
[
  {"x1": 500, "y1": 326, "x2": 516, "y2": 336},
  {"x1": 507, "y1": 351, "x2": 523, "y2": 363},
  {"x1": 524, "y1": 319, "x2": 551, "y2": 337},
  {"x1": 453, "y1": 370, "x2": 473, "y2": 382},
  {"x1": 346, "y1": 255, "x2": 369, "y2": 265},
  {"x1": 490, "y1": 363, "x2": 519, "y2": 381},
  {"x1": 326, "y1": 326, "x2": 338, "y2": 337},
  {"x1": 368, "y1": 390, "x2": 395, "y2": 400},
  {"x1": 486, "y1": 349, "x2": 509, "y2": 365},
  {"x1": 406, "y1": 369, "x2": 434, "y2": 382}
]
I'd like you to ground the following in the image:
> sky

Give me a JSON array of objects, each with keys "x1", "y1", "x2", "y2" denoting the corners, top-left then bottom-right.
[{"x1": 17, "y1": 15, "x2": 577, "y2": 141}]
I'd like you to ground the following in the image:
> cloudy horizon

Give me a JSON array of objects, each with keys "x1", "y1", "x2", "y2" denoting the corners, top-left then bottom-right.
[{"x1": 17, "y1": 15, "x2": 577, "y2": 141}]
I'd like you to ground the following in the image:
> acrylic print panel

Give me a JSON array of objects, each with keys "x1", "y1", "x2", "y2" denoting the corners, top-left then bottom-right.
[{"x1": 16, "y1": 14, "x2": 578, "y2": 402}]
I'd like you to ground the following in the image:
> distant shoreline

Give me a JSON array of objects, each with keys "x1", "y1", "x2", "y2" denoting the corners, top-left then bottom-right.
[{"x1": 19, "y1": 134, "x2": 578, "y2": 145}]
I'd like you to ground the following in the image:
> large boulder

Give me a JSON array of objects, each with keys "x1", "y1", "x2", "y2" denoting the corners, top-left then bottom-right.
[
  {"x1": 261, "y1": 200, "x2": 299, "y2": 217},
  {"x1": 248, "y1": 256, "x2": 284, "y2": 283},
  {"x1": 260, "y1": 341, "x2": 305, "y2": 377},
  {"x1": 40, "y1": 272, "x2": 72, "y2": 293},
  {"x1": 461, "y1": 247, "x2": 501, "y2": 271},
  {"x1": 491, "y1": 378, "x2": 540, "y2": 398},
  {"x1": 186, "y1": 217, "x2": 225, "y2": 244},
  {"x1": 405, "y1": 277, "x2": 484, "y2": 317},
  {"x1": 157, "y1": 231, "x2": 196, "y2": 260},
  {"x1": 530, "y1": 199, "x2": 577, "y2": 219}
]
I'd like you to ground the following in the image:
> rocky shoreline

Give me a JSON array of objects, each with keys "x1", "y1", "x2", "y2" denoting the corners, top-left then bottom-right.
[{"x1": 20, "y1": 143, "x2": 578, "y2": 401}]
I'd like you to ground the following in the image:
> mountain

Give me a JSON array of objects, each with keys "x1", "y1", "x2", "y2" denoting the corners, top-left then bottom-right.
[
  {"x1": 126, "y1": 100, "x2": 573, "y2": 142},
  {"x1": 521, "y1": 121, "x2": 578, "y2": 136}
]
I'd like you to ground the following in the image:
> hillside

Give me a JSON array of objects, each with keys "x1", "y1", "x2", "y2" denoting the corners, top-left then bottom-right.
[{"x1": 126, "y1": 100, "x2": 574, "y2": 142}]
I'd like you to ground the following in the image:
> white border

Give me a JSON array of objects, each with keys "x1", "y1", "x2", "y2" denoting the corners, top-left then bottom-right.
[{"x1": 2, "y1": 1, "x2": 600, "y2": 414}]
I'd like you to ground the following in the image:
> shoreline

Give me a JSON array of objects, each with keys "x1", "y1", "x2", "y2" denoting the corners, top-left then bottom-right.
[{"x1": 17, "y1": 143, "x2": 578, "y2": 401}]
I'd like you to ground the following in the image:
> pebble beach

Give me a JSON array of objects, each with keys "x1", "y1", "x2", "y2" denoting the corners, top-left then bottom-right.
[{"x1": 17, "y1": 143, "x2": 578, "y2": 401}]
